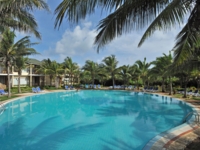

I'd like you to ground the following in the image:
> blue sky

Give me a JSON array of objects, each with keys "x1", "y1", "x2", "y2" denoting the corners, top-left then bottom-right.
[{"x1": 16, "y1": 0, "x2": 183, "y2": 67}]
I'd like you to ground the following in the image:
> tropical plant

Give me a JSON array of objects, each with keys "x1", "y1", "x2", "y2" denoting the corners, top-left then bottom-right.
[
  {"x1": 54, "y1": 0, "x2": 199, "y2": 63},
  {"x1": 102, "y1": 55, "x2": 120, "y2": 89},
  {"x1": 150, "y1": 52, "x2": 173, "y2": 93},
  {"x1": 82, "y1": 60, "x2": 101, "y2": 87},
  {"x1": 14, "y1": 57, "x2": 28, "y2": 93},
  {"x1": 0, "y1": 0, "x2": 49, "y2": 38},
  {"x1": 47, "y1": 61, "x2": 64, "y2": 88},
  {"x1": 0, "y1": 29, "x2": 37, "y2": 97},
  {"x1": 36, "y1": 58, "x2": 53, "y2": 86},
  {"x1": 135, "y1": 58, "x2": 151, "y2": 87},
  {"x1": 119, "y1": 65, "x2": 132, "y2": 90},
  {"x1": 63, "y1": 57, "x2": 79, "y2": 85}
]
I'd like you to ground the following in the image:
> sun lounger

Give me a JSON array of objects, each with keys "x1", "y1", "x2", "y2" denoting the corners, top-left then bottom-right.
[
  {"x1": 97, "y1": 84, "x2": 101, "y2": 89},
  {"x1": 32, "y1": 88, "x2": 38, "y2": 93},
  {"x1": 36, "y1": 87, "x2": 44, "y2": 92},
  {"x1": 65, "y1": 85, "x2": 69, "y2": 90},
  {"x1": 0, "y1": 89, "x2": 8, "y2": 95}
]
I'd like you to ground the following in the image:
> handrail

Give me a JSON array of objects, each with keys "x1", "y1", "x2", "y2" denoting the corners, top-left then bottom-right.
[{"x1": 183, "y1": 111, "x2": 200, "y2": 123}]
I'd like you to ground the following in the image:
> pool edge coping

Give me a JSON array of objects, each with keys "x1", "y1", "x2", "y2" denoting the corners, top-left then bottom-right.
[{"x1": 142, "y1": 94, "x2": 200, "y2": 150}]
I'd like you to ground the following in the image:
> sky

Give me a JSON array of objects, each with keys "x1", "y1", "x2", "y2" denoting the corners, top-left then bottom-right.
[{"x1": 16, "y1": 0, "x2": 184, "y2": 67}]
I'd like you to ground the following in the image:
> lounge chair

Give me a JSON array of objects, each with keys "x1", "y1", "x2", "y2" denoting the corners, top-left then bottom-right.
[
  {"x1": 192, "y1": 90, "x2": 199, "y2": 96},
  {"x1": 85, "y1": 84, "x2": 89, "y2": 89},
  {"x1": 65, "y1": 85, "x2": 69, "y2": 90},
  {"x1": 128, "y1": 85, "x2": 132, "y2": 90},
  {"x1": 36, "y1": 87, "x2": 44, "y2": 92},
  {"x1": 93, "y1": 85, "x2": 97, "y2": 89},
  {"x1": 0, "y1": 89, "x2": 8, "y2": 95},
  {"x1": 97, "y1": 84, "x2": 101, "y2": 89},
  {"x1": 32, "y1": 88, "x2": 38, "y2": 93},
  {"x1": 70, "y1": 85, "x2": 74, "y2": 90},
  {"x1": 186, "y1": 90, "x2": 193, "y2": 95}
]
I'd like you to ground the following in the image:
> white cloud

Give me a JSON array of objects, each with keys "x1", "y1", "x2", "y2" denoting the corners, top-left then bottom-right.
[
  {"x1": 42, "y1": 21, "x2": 182, "y2": 67},
  {"x1": 55, "y1": 22, "x2": 96, "y2": 60}
]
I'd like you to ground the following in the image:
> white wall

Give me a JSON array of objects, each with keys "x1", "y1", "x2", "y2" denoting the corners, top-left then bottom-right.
[{"x1": 13, "y1": 77, "x2": 29, "y2": 86}]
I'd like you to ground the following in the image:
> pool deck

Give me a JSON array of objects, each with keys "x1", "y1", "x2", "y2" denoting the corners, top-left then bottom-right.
[{"x1": 0, "y1": 89, "x2": 200, "y2": 150}]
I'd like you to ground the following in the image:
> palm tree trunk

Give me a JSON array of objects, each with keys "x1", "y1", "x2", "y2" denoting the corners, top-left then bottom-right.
[
  {"x1": 92, "y1": 76, "x2": 94, "y2": 88},
  {"x1": 162, "y1": 77, "x2": 165, "y2": 92},
  {"x1": 112, "y1": 74, "x2": 115, "y2": 89},
  {"x1": 169, "y1": 76, "x2": 172, "y2": 95},
  {"x1": 7, "y1": 63, "x2": 11, "y2": 98},
  {"x1": 71, "y1": 74, "x2": 73, "y2": 85},
  {"x1": 18, "y1": 71, "x2": 22, "y2": 93}
]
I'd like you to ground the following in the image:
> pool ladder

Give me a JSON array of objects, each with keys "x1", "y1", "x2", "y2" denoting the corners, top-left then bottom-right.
[
  {"x1": 0, "y1": 104, "x2": 5, "y2": 115},
  {"x1": 183, "y1": 111, "x2": 200, "y2": 123}
]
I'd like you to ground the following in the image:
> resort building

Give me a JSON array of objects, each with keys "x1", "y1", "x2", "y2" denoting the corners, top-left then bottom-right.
[
  {"x1": 0, "y1": 58, "x2": 46, "y2": 88},
  {"x1": 0, "y1": 58, "x2": 79, "y2": 89}
]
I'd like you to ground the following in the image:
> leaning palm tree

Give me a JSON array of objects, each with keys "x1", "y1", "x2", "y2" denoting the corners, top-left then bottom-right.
[
  {"x1": 55, "y1": 0, "x2": 198, "y2": 63},
  {"x1": 0, "y1": 29, "x2": 38, "y2": 97},
  {"x1": 102, "y1": 55, "x2": 120, "y2": 89},
  {"x1": 63, "y1": 57, "x2": 79, "y2": 85},
  {"x1": 14, "y1": 57, "x2": 28, "y2": 93},
  {"x1": 0, "y1": 0, "x2": 49, "y2": 38}
]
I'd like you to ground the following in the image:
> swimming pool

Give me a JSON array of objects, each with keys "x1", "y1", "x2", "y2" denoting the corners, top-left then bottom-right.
[{"x1": 0, "y1": 90, "x2": 193, "y2": 150}]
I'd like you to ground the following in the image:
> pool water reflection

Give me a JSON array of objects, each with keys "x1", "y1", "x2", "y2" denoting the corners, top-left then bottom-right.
[{"x1": 0, "y1": 90, "x2": 193, "y2": 150}]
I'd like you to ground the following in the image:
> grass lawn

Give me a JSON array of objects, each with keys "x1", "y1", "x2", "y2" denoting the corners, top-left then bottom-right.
[{"x1": 0, "y1": 95, "x2": 19, "y2": 102}]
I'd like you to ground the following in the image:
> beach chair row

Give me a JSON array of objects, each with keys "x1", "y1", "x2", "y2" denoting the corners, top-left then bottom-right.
[
  {"x1": 177, "y1": 89, "x2": 200, "y2": 97},
  {"x1": 109, "y1": 85, "x2": 135, "y2": 90},
  {"x1": 32, "y1": 87, "x2": 43, "y2": 93},
  {"x1": 85, "y1": 84, "x2": 101, "y2": 89},
  {"x1": 65, "y1": 85, "x2": 74, "y2": 90},
  {"x1": 143, "y1": 87, "x2": 159, "y2": 92}
]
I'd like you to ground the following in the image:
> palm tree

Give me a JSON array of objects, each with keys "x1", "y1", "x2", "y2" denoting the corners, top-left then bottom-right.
[
  {"x1": 36, "y1": 58, "x2": 52, "y2": 86},
  {"x1": 135, "y1": 58, "x2": 151, "y2": 87},
  {"x1": 0, "y1": 29, "x2": 37, "y2": 97},
  {"x1": 82, "y1": 60, "x2": 100, "y2": 87},
  {"x1": 150, "y1": 53, "x2": 173, "y2": 93},
  {"x1": 54, "y1": 0, "x2": 198, "y2": 63},
  {"x1": 0, "y1": 0, "x2": 49, "y2": 38},
  {"x1": 14, "y1": 57, "x2": 28, "y2": 93},
  {"x1": 47, "y1": 61, "x2": 64, "y2": 88},
  {"x1": 102, "y1": 55, "x2": 120, "y2": 89},
  {"x1": 119, "y1": 65, "x2": 132, "y2": 90},
  {"x1": 80, "y1": 71, "x2": 92, "y2": 85},
  {"x1": 63, "y1": 57, "x2": 79, "y2": 85}
]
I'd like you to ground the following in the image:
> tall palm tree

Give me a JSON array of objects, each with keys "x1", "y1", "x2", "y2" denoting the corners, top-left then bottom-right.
[
  {"x1": 63, "y1": 57, "x2": 79, "y2": 85},
  {"x1": 0, "y1": 29, "x2": 37, "y2": 97},
  {"x1": 47, "y1": 61, "x2": 64, "y2": 88},
  {"x1": 0, "y1": 0, "x2": 49, "y2": 38},
  {"x1": 14, "y1": 57, "x2": 28, "y2": 93},
  {"x1": 135, "y1": 58, "x2": 151, "y2": 87},
  {"x1": 54, "y1": 0, "x2": 198, "y2": 63},
  {"x1": 119, "y1": 65, "x2": 132, "y2": 90},
  {"x1": 82, "y1": 60, "x2": 100, "y2": 87},
  {"x1": 102, "y1": 55, "x2": 120, "y2": 89},
  {"x1": 150, "y1": 53, "x2": 173, "y2": 93},
  {"x1": 36, "y1": 58, "x2": 53, "y2": 86}
]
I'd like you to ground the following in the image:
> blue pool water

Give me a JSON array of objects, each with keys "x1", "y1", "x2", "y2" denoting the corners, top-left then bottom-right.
[{"x1": 0, "y1": 90, "x2": 193, "y2": 150}]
